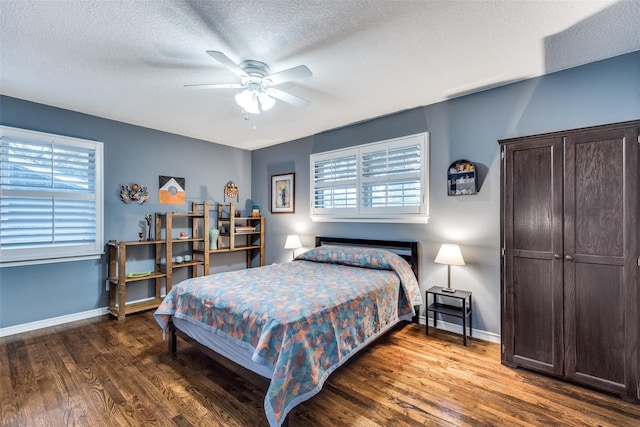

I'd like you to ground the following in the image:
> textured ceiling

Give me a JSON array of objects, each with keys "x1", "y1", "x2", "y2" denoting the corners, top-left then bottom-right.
[{"x1": 1, "y1": 0, "x2": 639, "y2": 150}]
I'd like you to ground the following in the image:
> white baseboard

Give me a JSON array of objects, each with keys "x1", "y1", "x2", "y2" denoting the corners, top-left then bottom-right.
[
  {"x1": 1, "y1": 306, "x2": 501, "y2": 344},
  {"x1": 0, "y1": 294, "x2": 170, "y2": 338},
  {"x1": 418, "y1": 315, "x2": 501, "y2": 344},
  {"x1": 0, "y1": 307, "x2": 109, "y2": 338}
]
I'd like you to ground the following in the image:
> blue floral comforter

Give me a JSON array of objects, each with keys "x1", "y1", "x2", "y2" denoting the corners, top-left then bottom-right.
[{"x1": 154, "y1": 246, "x2": 422, "y2": 426}]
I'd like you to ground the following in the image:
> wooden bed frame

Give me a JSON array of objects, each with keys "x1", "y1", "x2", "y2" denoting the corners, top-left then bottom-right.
[{"x1": 166, "y1": 236, "x2": 421, "y2": 425}]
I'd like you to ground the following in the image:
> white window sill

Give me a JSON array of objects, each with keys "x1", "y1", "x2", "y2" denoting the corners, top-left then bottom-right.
[
  {"x1": 0, "y1": 253, "x2": 103, "y2": 268},
  {"x1": 311, "y1": 216, "x2": 429, "y2": 224}
]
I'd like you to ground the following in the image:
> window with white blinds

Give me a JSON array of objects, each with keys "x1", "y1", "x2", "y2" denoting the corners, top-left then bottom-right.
[
  {"x1": 0, "y1": 126, "x2": 104, "y2": 266},
  {"x1": 310, "y1": 133, "x2": 428, "y2": 222},
  {"x1": 312, "y1": 149, "x2": 358, "y2": 215}
]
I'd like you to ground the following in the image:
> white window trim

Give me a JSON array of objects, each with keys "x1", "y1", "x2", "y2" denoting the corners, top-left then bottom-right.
[
  {"x1": 0, "y1": 126, "x2": 104, "y2": 267},
  {"x1": 310, "y1": 132, "x2": 429, "y2": 223}
]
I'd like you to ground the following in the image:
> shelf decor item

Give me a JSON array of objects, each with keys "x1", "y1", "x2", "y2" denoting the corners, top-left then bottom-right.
[
  {"x1": 145, "y1": 214, "x2": 152, "y2": 240},
  {"x1": 127, "y1": 271, "x2": 152, "y2": 278},
  {"x1": 447, "y1": 159, "x2": 478, "y2": 196},
  {"x1": 209, "y1": 227, "x2": 219, "y2": 249},
  {"x1": 271, "y1": 172, "x2": 295, "y2": 214}
]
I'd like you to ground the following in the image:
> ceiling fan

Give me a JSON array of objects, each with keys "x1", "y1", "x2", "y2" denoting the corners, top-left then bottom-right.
[{"x1": 185, "y1": 51, "x2": 312, "y2": 114}]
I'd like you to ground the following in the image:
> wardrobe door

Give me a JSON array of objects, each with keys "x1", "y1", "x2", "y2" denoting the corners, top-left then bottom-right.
[
  {"x1": 563, "y1": 126, "x2": 639, "y2": 399},
  {"x1": 502, "y1": 137, "x2": 564, "y2": 375}
]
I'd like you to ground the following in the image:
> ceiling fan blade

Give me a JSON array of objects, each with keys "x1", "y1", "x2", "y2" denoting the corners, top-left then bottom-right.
[
  {"x1": 268, "y1": 88, "x2": 310, "y2": 108},
  {"x1": 264, "y1": 65, "x2": 312, "y2": 86},
  {"x1": 206, "y1": 51, "x2": 248, "y2": 80},
  {"x1": 184, "y1": 83, "x2": 245, "y2": 89}
]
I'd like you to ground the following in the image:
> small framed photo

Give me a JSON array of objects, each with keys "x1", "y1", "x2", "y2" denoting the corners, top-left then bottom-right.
[{"x1": 271, "y1": 172, "x2": 295, "y2": 214}]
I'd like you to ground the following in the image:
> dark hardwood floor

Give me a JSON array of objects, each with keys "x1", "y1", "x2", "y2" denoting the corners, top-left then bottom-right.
[{"x1": 2, "y1": 311, "x2": 639, "y2": 426}]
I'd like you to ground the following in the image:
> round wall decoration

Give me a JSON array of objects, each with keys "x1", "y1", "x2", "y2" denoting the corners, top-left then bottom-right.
[
  {"x1": 224, "y1": 181, "x2": 239, "y2": 201},
  {"x1": 120, "y1": 183, "x2": 149, "y2": 204}
]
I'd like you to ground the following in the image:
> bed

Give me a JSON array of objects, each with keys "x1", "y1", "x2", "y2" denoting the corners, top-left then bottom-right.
[{"x1": 154, "y1": 236, "x2": 422, "y2": 426}]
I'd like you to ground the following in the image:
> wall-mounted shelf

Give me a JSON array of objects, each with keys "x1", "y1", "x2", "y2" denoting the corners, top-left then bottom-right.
[{"x1": 447, "y1": 159, "x2": 478, "y2": 196}]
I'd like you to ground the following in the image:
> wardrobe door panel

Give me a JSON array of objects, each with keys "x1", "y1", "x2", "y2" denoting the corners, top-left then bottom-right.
[
  {"x1": 564, "y1": 126, "x2": 638, "y2": 397},
  {"x1": 573, "y1": 137, "x2": 624, "y2": 258},
  {"x1": 502, "y1": 138, "x2": 563, "y2": 375},
  {"x1": 512, "y1": 147, "x2": 553, "y2": 252},
  {"x1": 512, "y1": 257, "x2": 556, "y2": 368},
  {"x1": 573, "y1": 263, "x2": 625, "y2": 389}
]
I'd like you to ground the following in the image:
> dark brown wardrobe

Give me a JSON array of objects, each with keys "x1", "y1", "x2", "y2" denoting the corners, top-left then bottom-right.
[{"x1": 499, "y1": 120, "x2": 640, "y2": 403}]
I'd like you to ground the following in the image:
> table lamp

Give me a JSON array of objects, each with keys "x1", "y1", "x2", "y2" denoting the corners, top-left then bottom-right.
[
  {"x1": 434, "y1": 243, "x2": 465, "y2": 293},
  {"x1": 284, "y1": 234, "x2": 302, "y2": 260}
]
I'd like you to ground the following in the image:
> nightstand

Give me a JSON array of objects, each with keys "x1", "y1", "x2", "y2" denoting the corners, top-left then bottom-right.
[{"x1": 426, "y1": 286, "x2": 472, "y2": 346}]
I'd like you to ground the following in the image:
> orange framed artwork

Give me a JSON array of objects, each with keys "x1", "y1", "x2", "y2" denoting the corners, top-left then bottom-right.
[{"x1": 159, "y1": 176, "x2": 185, "y2": 205}]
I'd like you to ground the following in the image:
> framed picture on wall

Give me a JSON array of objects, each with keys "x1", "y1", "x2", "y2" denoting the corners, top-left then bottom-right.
[{"x1": 271, "y1": 172, "x2": 295, "y2": 214}]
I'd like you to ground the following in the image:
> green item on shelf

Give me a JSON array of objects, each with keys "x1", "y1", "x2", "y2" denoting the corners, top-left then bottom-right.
[{"x1": 127, "y1": 271, "x2": 152, "y2": 278}]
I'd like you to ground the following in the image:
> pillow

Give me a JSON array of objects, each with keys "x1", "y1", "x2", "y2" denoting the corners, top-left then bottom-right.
[{"x1": 296, "y1": 245, "x2": 398, "y2": 271}]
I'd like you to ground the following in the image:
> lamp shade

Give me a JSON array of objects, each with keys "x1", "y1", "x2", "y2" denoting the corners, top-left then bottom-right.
[
  {"x1": 434, "y1": 244, "x2": 465, "y2": 266},
  {"x1": 284, "y1": 234, "x2": 302, "y2": 249}
]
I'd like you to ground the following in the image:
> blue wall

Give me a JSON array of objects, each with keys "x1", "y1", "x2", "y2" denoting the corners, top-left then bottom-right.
[
  {"x1": 251, "y1": 51, "x2": 640, "y2": 335},
  {"x1": 2, "y1": 51, "x2": 638, "y2": 334},
  {"x1": 0, "y1": 97, "x2": 252, "y2": 328}
]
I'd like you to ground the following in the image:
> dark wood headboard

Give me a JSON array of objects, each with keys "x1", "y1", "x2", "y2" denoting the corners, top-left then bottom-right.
[{"x1": 315, "y1": 236, "x2": 419, "y2": 282}]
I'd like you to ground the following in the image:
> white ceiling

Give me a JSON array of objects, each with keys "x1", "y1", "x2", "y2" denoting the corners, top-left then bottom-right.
[{"x1": 1, "y1": 1, "x2": 639, "y2": 150}]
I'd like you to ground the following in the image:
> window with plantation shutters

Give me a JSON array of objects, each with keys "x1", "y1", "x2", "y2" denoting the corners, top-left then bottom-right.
[
  {"x1": 310, "y1": 133, "x2": 428, "y2": 222},
  {"x1": 312, "y1": 149, "x2": 358, "y2": 216},
  {"x1": 0, "y1": 126, "x2": 104, "y2": 266}
]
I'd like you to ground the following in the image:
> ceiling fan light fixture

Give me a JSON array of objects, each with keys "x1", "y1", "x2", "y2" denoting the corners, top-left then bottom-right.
[
  {"x1": 199, "y1": 51, "x2": 311, "y2": 115},
  {"x1": 258, "y1": 91, "x2": 276, "y2": 111},
  {"x1": 245, "y1": 98, "x2": 261, "y2": 115},
  {"x1": 234, "y1": 89, "x2": 249, "y2": 106},
  {"x1": 235, "y1": 89, "x2": 260, "y2": 114}
]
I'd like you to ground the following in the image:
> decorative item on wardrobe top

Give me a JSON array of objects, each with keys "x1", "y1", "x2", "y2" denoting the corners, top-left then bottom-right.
[{"x1": 447, "y1": 159, "x2": 478, "y2": 196}]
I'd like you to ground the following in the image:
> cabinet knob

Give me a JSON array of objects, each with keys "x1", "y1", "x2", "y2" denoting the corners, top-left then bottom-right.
[
  {"x1": 565, "y1": 255, "x2": 574, "y2": 261},
  {"x1": 553, "y1": 253, "x2": 561, "y2": 259}
]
